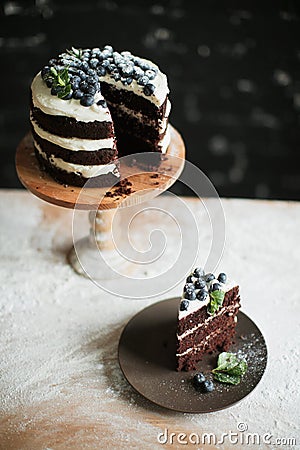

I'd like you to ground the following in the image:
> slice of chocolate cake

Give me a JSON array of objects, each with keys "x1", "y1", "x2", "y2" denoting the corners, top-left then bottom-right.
[
  {"x1": 176, "y1": 269, "x2": 240, "y2": 371},
  {"x1": 30, "y1": 45, "x2": 171, "y2": 187}
]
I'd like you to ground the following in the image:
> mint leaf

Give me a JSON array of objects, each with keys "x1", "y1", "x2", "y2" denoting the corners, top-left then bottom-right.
[
  {"x1": 212, "y1": 352, "x2": 239, "y2": 373},
  {"x1": 67, "y1": 46, "x2": 83, "y2": 60},
  {"x1": 213, "y1": 372, "x2": 241, "y2": 385},
  {"x1": 212, "y1": 352, "x2": 248, "y2": 385},
  {"x1": 57, "y1": 83, "x2": 71, "y2": 99},
  {"x1": 207, "y1": 290, "x2": 225, "y2": 315}
]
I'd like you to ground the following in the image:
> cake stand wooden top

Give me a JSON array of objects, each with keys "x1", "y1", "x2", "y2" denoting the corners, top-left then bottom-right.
[{"x1": 15, "y1": 125, "x2": 185, "y2": 210}]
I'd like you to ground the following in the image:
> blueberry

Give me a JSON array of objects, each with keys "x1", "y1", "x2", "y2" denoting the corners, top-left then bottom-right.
[
  {"x1": 122, "y1": 77, "x2": 133, "y2": 85},
  {"x1": 137, "y1": 75, "x2": 149, "y2": 86},
  {"x1": 46, "y1": 79, "x2": 53, "y2": 88},
  {"x1": 184, "y1": 289, "x2": 196, "y2": 301},
  {"x1": 145, "y1": 69, "x2": 156, "y2": 80},
  {"x1": 113, "y1": 73, "x2": 121, "y2": 81},
  {"x1": 78, "y1": 70, "x2": 87, "y2": 80},
  {"x1": 193, "y1": 373, "x2": 206, "y2": 388},
  {"x1": 121, "y1": 51, "x2": 132, "y2": 59},
  {"x1": 48, "y1": 58, "x2": 57, "y2": 66},
  {"x1": 41, "y1": 66, "x2": 51, "y2": 78},
  {"x1": 218, "y1": 273, "x2": 227, "y2": 284},
  {"x1": 71, "y1": 75, "x2": 81, "y2": 84},
  {"x1": 89, "y1": 58, "x2": 99, "y2": 69},
  {"x1": 184, "y1": 282, "x2": 194, "y2": 292},
  {"x1": 144, "y1": 83, "x2": 155, "y2": 96},
  {"x1": 113, "y1": 52, "x2": 123, "y2": 63},
  {"x1": 97, "y1": 99, "x2": 107, "y2": 107},
  {"x1": 195, "y1": 278, "x2": 206, "y2": 289},
  {"x1": 80, "y1": 95, "x2": 94, "y2": 107},
  {"x1": 73, "y1": 89, "x2": 84, "y2": 99},
  {"x1": 104, "y1": 45, "x2": 113, "y2": 54},
  {"x1": 210, "y1": 283, "x2": 221, "y2": 292},
  {"x1": 102, "y1": 59, "x2": 110, "y2": 68},
  {"x1": 193, "y1": 267, "x2": 205, "y2": 278},
  {"x1": 205, "y1": 273, "x2": 215, "y2": 282},
  {"x1": 121, "y1": 64, "x2": 134, "y2": 76},
  {"x1": 86, "y1": 76, "x2": 97, "y2": 86},
  {"x1": 186, "y1": 275, "x2": 193, "y2": 283},
  {"x1": 80, "y1": 81, "x2": 89, "y2": 92},
  {"x1": 133, "y1": 66, "x2": 144, "y2": 79},
  {"x1": 196, "y1": 290, "x2": 208, "y2": 301},
  {"x1": 71, "y1": 80, "x2": 80, "y2": 90},
  {"x1": 180, "y1": 300, "x2": 189, "y2": 311},
  {"x1": 97, "y1": 66, "x2": 106, "y2": 76},
  {"x1": 203, "y1": 380, "x2": 214, "y2": 392},
  {"x1": 140, "y1": 61, "x2": 151, "y2": 70},
  {"x1": 51, "y1": 86, "x2": 61, "y2": 95},
  {"x1": 80, "y1": 61, "x2": 89, "y2": 72},
  {"x1": 85, "y1": 85, "x2": 96, "y2": 95}
]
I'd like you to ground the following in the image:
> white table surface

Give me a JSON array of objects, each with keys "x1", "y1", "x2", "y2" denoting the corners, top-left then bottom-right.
[{"x1": 0, "y1": 190, "x2": 299, "y2": 450}]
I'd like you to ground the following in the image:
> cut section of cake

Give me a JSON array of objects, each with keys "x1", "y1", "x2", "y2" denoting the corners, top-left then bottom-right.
[
  {"x1": 176, "y1": 268, "x2": 240, "y2": 371},
  {"x1": 30, "y1": 45, "x2": 171, "y2": 187}
]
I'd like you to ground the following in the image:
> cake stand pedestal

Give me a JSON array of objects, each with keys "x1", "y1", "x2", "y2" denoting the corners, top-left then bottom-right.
[{"x1": 15, "y1": 125, "x2": 185, "y2": 280}]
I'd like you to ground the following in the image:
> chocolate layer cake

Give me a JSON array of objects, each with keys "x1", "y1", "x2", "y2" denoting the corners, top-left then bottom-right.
[
  {"x1": 30, "y1": 45, "x2": 170, "y2": 187},
  {"x1": 176, "y1": 269, "x2": 240, "y2": 371}
]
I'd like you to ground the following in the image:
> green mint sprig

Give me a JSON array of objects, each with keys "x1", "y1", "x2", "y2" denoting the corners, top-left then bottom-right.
[
  {"x1": 67, "y1": 46, "x2": 83, "y2": 60},
  {"x1": 207, "y1": 289, "x2": 225, "y2": 315},
  {"x1": 212, "y1": 352, "x2": 248, "y2": 385},
  {"x1": 45, "y1": 66, "x2": 72, "y2": 99}
]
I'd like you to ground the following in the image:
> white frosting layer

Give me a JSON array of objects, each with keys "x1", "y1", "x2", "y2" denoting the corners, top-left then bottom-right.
[
  {"x1": 31, "y1": 73, "x2": 112, "y2": 123},
  {"x1": 178, "y1": 276, "x2": 238, "y2": 320},
  {"x1": 31, "y1": 116, "x2": 115, "y2": 151},
  {"x1": 176, "y1": 328, "x2": 225, "y2": 357},
  {"x1": 34, "y1": 141, "x2": 118, "y2": 178}
]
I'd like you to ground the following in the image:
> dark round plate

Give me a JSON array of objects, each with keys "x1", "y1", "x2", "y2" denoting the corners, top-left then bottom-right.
[{"x1": 118, "y1": 298, "x2": 267, "y2": 413}]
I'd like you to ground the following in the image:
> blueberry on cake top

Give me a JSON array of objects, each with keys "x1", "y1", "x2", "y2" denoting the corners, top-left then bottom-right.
[
  {"x1": 30, "y1": 45, "x2": 171, "y2": 187},
  {"x1": 176, "y1": 269, "x2": 241, "y2": 371}
]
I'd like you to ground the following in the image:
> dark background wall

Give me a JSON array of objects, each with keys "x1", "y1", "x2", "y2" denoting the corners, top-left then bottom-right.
[{"x1": 1, "y1": 0, "x2": 300, "y2": 199}]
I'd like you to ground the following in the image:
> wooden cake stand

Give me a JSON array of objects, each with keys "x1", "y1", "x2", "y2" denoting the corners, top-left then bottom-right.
[{"x1": 15, "y1": 125, "x2": 185, "y2": 280}]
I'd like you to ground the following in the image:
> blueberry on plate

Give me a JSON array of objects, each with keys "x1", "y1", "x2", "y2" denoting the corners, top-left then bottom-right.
[
  {"x1": 218, "y1": 272, "x2": 227, "y2": 284},
  {"x1": 205, "y1": 273, "x2": 215, "y2": 282},
  {"x1": 193, "y1": 267, "x2": 205, "y2": 278},
  {"x1": 80, "y1": 94, "x2": 94, "y2": 107},
  {"x1": 203, "y1": 380, "x2": 214, "y2": 392},
  {"x1": 180, "y1": 300, "x2": 189, "y2": 311},
  {"x1": 196, "y1": 290, "x2": 208, "y2": 301},
  {"x1": 195, "y1": 278, "x2": 206, "y2": 289},
  {"x1": 193, "y1": 373, "x2": 206, "y2": 388}
]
